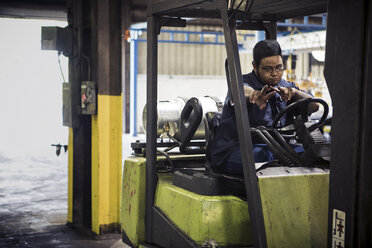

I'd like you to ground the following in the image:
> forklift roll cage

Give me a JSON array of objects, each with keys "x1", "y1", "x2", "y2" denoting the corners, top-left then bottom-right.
[{"x1": 143, "y1": 0, "x2": 372, "y2": 247}]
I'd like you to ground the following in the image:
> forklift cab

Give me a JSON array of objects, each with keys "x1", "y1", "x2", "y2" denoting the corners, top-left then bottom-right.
[{"x1": 120, "y1": 0, "x2": 372, "y2": 247}]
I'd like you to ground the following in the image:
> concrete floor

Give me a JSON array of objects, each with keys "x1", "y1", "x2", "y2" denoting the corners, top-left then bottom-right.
[{"x1": 0, "y1": 134, "x2": 137, "y2": 248}]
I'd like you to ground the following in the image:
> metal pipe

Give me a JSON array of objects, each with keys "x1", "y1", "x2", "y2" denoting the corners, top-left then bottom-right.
[{"x1": 277, "y1": 22, "x2": 325, "y2": 29}]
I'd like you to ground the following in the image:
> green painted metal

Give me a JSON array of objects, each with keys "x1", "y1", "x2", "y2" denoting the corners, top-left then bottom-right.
[
  {"x1": 259, "y1": 173, "x2": 329, "y2": 247},
  {"x1": 155, "y1": 176, "x2": 252, "y2": 246},
  {"x1": 120, "y1": 155, "x2": 204, "y2": 247},
  {"x1": 120, "y1": 155, "x2": 329, "y2": 247},
  {"x1": 120, "y1": 157, "x2": 146, "y2": 247}
]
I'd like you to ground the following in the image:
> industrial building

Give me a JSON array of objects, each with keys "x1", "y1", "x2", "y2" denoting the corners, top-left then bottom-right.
[{"x1": 0, "y1": 0, "x2": 371, "y2": 247}]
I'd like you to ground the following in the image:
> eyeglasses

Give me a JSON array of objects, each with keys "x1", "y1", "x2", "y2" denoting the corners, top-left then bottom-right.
[{"x1": 260, "y1": 64, "x2": 285, "y2": 73}]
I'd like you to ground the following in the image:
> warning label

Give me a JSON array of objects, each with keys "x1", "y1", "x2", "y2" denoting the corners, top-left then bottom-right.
[{"x1": 332, "y1": 209, "x2": 346, "y2": 248}]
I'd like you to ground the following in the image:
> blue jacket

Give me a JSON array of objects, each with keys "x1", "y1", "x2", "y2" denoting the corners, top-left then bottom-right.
[{"x1": 210, "y1": 71, "x2": 299, "y2": 167}]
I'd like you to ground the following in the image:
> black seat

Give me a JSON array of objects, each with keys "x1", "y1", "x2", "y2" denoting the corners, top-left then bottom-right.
[
  {"x1": 204, "y1": 112, "x2": 222, "y2": 171},
  {"x1": 173, "y1": 105, "x2": 246, "y2": 198}
]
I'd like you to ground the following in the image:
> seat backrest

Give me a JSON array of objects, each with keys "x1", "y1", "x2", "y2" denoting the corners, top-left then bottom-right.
[
  {"x1": 179, "y1": 97, "x2": 204, "y2": 154},
  {"x1": 204, "y1": 112, "x2": 222, "y2": 171}
]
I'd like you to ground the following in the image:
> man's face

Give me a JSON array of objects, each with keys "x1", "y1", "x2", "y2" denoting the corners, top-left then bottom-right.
[{"x1": 253, "y1": 55, "x2": 284, "y2": 86}]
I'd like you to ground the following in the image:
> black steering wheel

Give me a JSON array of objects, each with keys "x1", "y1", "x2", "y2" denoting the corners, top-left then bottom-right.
[{"x1": 272, "y1": 98, "x2": 329, "y2": 133}]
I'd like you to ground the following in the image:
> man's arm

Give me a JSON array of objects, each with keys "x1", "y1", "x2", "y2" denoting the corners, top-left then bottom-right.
[{"x1": 277, "y1": 86, "x2": 319, "y2": 114}]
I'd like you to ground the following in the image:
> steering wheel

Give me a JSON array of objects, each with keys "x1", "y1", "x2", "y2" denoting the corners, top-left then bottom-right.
[{"x1": 272, "y1": 98, "x2": 329, "y2": 133}]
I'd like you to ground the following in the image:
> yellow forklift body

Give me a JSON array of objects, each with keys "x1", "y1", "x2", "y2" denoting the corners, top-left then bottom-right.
[
  {"x1": 155, "y1": 175, "x2": 252, "y2": 246},
  {"x1": 259, "y1": 169, "x2": 329, "y2": 247},
  {"x1": 120, "y1": 157, "x2": 146, "y2": 246},
  {"x1": 120, "y1": 156, "x2": 329, "y2": 247}
]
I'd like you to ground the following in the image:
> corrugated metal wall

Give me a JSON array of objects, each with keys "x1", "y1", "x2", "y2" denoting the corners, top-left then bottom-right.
[
  {"x1": 133, "y1": 27, "x2": 328, "y2": 133},
  {"x1": 136, "y1": 26, "x2": 256, "y2": 76},
  {"x1": 135, "y1": 27, "x2": 325, "y2": 80}
]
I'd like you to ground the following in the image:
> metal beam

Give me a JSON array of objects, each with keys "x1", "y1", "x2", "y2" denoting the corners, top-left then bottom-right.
[
  {"x1": 147, "y1": 0, "x2": 216, "y2": 17},
  {"x1": 67, "y1": 0, "x2": 92, "y2": 229},
  {"x1": 357, "y1": 1, "x2": 372, "y2": 245},
  {"x1": 219, "y1": 0, "x2": 267, "y2": 247},
  {"x1": 0, "y1": 1, "x2": 67, "y2": 20},
  {"x1": 122, "y1": 0, "x2": 132, "y2": 133},
  {"x1": 145, "y1": 14, "x2": 159, "y2": 243},
  {"x1": 147, "y1": 0, "x2": 326, "y2": 21},
  {"x1": 324, "y1": 0, "x2": 372, "y2": 246}
]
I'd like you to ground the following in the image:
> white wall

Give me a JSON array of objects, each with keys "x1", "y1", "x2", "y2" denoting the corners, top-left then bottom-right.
[{"x1": 0, "y1": 18, "x2": 69, "y2": 156}]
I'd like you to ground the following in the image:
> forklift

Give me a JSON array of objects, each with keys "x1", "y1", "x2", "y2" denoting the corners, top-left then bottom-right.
[{"x1": 120, "y1": 0, "x2": 372, "y2": 247}]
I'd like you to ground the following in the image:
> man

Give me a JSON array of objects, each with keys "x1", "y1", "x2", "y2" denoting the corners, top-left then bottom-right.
[{"x1": 210, "y1": 39, "x2": 318, "y2": 175}]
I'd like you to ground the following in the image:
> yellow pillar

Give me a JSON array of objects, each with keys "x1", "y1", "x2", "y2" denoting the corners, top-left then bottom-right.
[
  {"x1": 67, "y1": 127, "x2": 73, "y2": 223},
  {"x1": 91, "y1": 94, "x2": 123, "y2": 234}
]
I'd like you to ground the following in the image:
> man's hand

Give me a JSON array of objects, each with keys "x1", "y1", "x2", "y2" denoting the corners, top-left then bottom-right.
[
  {"x1": 277, "y1": 86, "x2": 295, "y2": 102},
  {"x1": 278, "y1": 86, "x2": 319, "y2": 114},
  {"x1": 248, "y1": 85, "x2": 277, "y2": 109}
]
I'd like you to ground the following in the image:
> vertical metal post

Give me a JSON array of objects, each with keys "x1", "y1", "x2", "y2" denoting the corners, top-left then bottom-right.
[
  {"x1": 304, "y1": 16, "x2": 309, "y2": 25},
  {"x1": 256, "y1": 31, "x2": 265, "y2": 42},
  {"x1": 325, "y1": 0, "x2": 371, "y2": 246},
  {"x1": 219, "y1": 0, "x2": 267, "y2": 247},
  {"x1": 264, "y1": 22, "x2": 277, "y2": 40},
  {"x1": 122, "y1": 0, "x2": 131, "y2": 134},
  {"x1": 145, "y1": 15, "x2": 159, "y2": 243},
  {"x1": 357, "y1": 2, "x2": 372, "y2": 245},
  {"x1": 130, "y1": 31, "x2": 135, "y2": 135},
  {"x1": 322, "y1": 14, "x2": 327, "y2": 26},
  {"x1": 68, "y1": 0, "x2": 92, "y2": 229},
  {"x1": 133, "y1": 39, "x2": 138, "y2": 136}
]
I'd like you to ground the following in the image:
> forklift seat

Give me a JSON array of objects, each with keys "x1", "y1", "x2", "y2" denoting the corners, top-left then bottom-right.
[
  {"x1": 204, "y1": 111, "x2": 222, "y2": 171},
  {"x1": 173, "y1": 110, "x2": 246, "y2": 198}
]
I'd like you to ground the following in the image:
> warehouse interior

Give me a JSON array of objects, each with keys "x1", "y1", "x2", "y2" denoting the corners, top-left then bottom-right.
[{"x1": 0, "y1": 0, "x2": 371, "y2": 247}]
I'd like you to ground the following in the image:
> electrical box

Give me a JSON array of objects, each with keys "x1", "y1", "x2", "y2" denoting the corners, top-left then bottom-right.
[
  {"x1": 81, "y1": 81, "x2": 97, "y2": 115},
  {"x1": 62, "y1": 82, "x2": 72, "y2": 126},
  {"x1": 63, "y1": 82, "x2": 81, "y2": 127},
  {"x1": 41, "y1": 26, "x2": 72, "y2": 55}
]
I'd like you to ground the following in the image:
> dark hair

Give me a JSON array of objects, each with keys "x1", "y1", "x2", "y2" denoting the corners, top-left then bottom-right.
[{"x1": 253, "y1": 39, "x2": 282, "y2": 67}]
